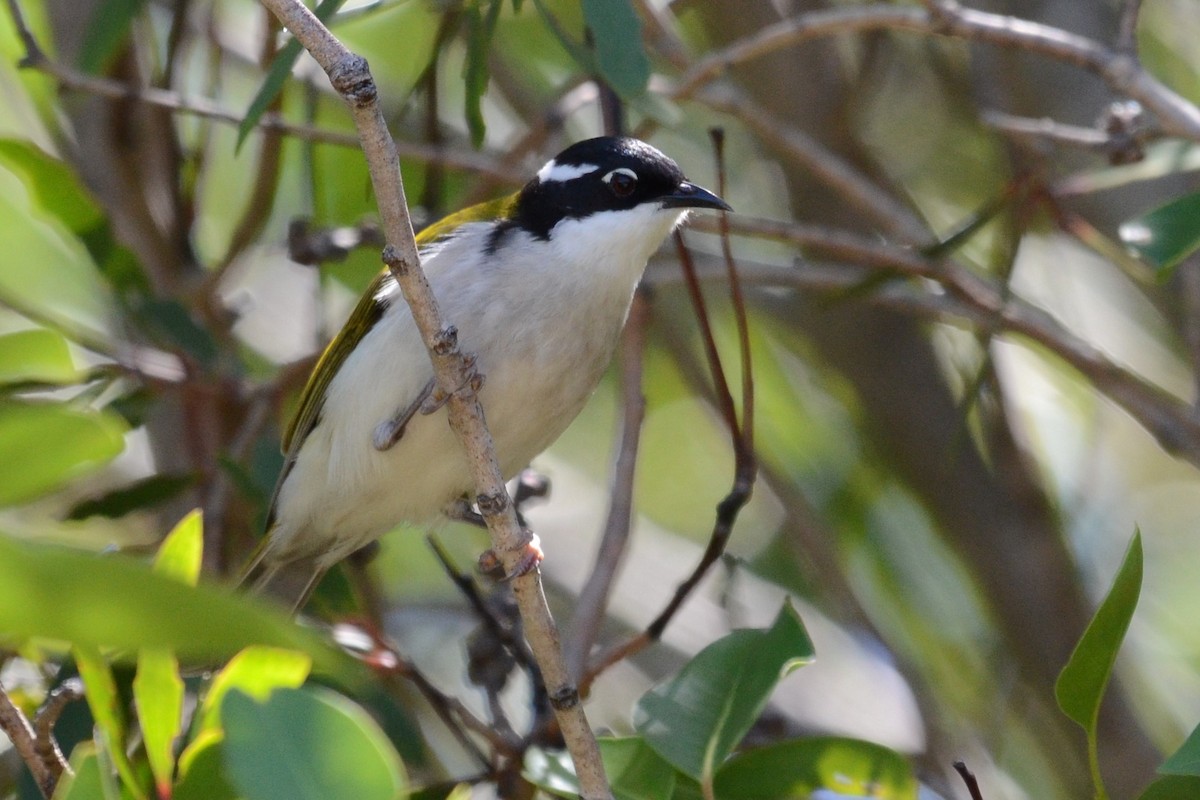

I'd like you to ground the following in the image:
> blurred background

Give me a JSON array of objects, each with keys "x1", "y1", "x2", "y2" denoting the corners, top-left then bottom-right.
[{"x1": 2, "y1": 0, "x2": 1200, "y2": 798}]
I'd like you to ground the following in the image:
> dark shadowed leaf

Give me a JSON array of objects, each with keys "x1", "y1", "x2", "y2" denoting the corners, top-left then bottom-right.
[
  {"x1": 67, "y1": 473, "x2": 196, "y2": 521},
  {"x1": 1140, "y1": 775, "x2": 1200, "y2": 800},
  {"x1": 581, "y1": 0, "x2": 649, "y2": 98},
  {"x1": 78, "y1": 0, "x2": 147, "y2": 73},
  {"x1": 1160, "y1": 721, "x2": 1200, "y2": 777},
  {"x1": 1119, "y1": 191, "x2": 1200, "y2": 279},
  {"x1": 634, "y1": 601, "x2": 814, "y2": 781}
]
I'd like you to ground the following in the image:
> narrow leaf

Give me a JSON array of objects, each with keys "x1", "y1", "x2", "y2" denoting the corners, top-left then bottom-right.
[
  {"x1": 67, "y1": 473, "x2": 197, "y2": 522},
  {"x1": 1055, "y1": 530, "x2": 1143, "y2": 800},
  {"x1": 634, "y1": 602, "x2": 814, "y2": 781},
  {"x1": 236, "y1": 0, "x2": 346, "y2": 150},
  {"x1": 1119, "y1": 191, "x2": 1200, "y2": 279},
  {"x1": 134, "y1": 648, "x2": 185, "y2": 798},
  {"x1": 78, "y1": 0, "x2": 148, "y2": 74},
  {"x1": 220, "y1": 687, "x2": 406, "y2": 800},
  {"x1": 153, "y1": 510, "x2": 204, "y2": 586},
  {"x1": 74, "y1": 644, "x2": 146, "y2": 800},
  {"x1": 581, "y1": 0, "x2": 650, "y2": 98},
  {"x1": 462, "y1": 0, "x2": 503, "y2": 148},
  {"x1": 52, "y1": 743, "x2": 114, "y2": 800}
]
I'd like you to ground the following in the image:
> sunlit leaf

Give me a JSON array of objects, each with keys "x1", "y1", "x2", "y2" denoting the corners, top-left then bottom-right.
[
  {"x1": 1119, "y1": 191, "x2": 1200, "y2": 278},
  {"x1": 634, "y1": 601, "x2": 814, "y2": 782},
  {"x1": 134, "y1": 648, "x2": 185, "y2": 798},
  {"x1": 74, "y1": 644, "x2": 146, "y2": 799},
  {"x1": 174, "y1": 731, "x2": 239, "y2": 800},
  {"x1": 0, "y1": 534, "x2": 367, "y2": 686},
  {"x1": 196, "y1": 646, "x2": 312, "y2": 734},
  {"x1": 221, "y1": 687, "x2": 407, "y2": 800},
  {"x1": 1055, "y1": 530, "x2": 1143, "y2": 800},
  {"x1": 0, "y1": 328, "x2": 79, "y2": 385},
  {"x1": 236, "y1": 0, "x2": 346, "y2": 150},
  {"x1": 78, "y1": 0, "x2": 147, "y2": 73},
  {"x1": 581, "y1": 0, "x2": 649, "y2": 98},
  {"x1": 0, "y1": 400, "x2": 126, "y2": 506},
  {"x1": 713, "y1": 737, "x2": 917, "y2": 800},
  {"x1": 67, "y1": 473, "x2": 197, "y2": 522},
  {"x1": 1160, "y1": 721, "x2": 1200, "y2": 777},
  {"x1": 52, "y1": 743, "x2": 117, "y2": 800},
  {"x1": 154, "y1": 509, "x2": 204, "y2": 586}
]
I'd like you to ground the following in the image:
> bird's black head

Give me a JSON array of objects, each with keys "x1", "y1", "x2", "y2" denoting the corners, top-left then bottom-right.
[{"x1": 507, "y1": 136, "x2": 730, "y2": 241}]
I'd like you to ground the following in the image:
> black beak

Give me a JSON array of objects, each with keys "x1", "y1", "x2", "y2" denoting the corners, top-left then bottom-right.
[{"x1": 662, "y1": 180, "x2": 732, "y2": 212}]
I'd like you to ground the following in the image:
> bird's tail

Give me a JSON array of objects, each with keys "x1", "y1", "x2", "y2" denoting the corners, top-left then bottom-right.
[{"x1": 234, "y1": 537, "x2": 325, "y2": 616}]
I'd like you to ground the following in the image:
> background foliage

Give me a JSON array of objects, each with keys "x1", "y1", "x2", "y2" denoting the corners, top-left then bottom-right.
[{"x1": 2, "y1": 0, "x2": 1200, "y2": 798}]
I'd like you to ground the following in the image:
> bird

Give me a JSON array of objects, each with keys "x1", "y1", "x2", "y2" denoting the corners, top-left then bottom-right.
[{"x1": 241, "y1": 136, "x2": 731, "y2": 612}]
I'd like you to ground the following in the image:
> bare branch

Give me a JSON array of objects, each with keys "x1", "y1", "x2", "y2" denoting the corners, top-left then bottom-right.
[
  {"x1": 254, "y1": 2, "x2": 610, "y2": 795},
  {"x1": 0, "y1": 680, "x2": 54, "y2": 798},
  {"x1": 674, "y1": 3, "x2": 1200, "y2": 141}
]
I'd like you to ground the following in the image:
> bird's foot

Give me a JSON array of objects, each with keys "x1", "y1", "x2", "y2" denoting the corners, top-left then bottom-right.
[
  {"x1": 478, "y1": 531, "x2": 543, "y2": 581},
  {"x1": 372, "y1": 378, "x2": 436, "y2": 451},
  {"x1": 419, "y1": 353, "x2": 485, "y2": 415}
]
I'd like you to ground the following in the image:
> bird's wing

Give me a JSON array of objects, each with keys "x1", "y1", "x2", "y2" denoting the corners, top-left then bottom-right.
[{"x1": 279, "y1": 192, "x2": 520, "y2": 458}]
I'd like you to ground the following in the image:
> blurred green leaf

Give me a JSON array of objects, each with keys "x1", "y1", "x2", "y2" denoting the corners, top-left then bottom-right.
[
  {"x1": 134, "y1": 648, "x2": 184, "y2": 798},
  {"x1": 196, "y1": 646, "x2": 312, "y2": 735},
  {"x1": 634, "y1": 601, "x2": 814, "y2": 782},
  {"x1": 1119, "y1": 191, "x2": 1200, "y2": 278},
  {"x1": 0, "y1": 140, "x2": 103, "y2": 234},
  {"x1": 74, "y1": 644, "x2": 146, "y2": 799},
  {"x1": 463, "y1": 0, "x2": 503, "y2": 148},
  {"x1": 1160, "y1": 721, "x2": 1200, "y2": 776},
  {"x1": 174, "y1": 732, "x2": 240, "y2": 800},
  {"x1": 237, "y1": 0, "x2": 345, "y2": 150},
  {"x1": 0, "y1": 400, "x2": 126, "y2": 506},
  {"x1": 136, "y1": 299, "x2": 219, "y2": 368},
  {"x1": 1140, "y1": 775, "x2": 1200, "y2": 800},
  {"x1": 1055, "y1": 530, "x2": 1143, "y2": 800},
  {"x1": 66, "y1": 473, "x2": 197, "y2": 521},
  {"x1": 78, "y1": 0, "x2": 146, "y2": 73},
  {"x1": 154, "y1": 509, "x2": 204, "y2": 586},
  {"x1": 52, "y1": 743, "x2": 116, "y2": 800},
  {"x1": 0, "y1": 329, "x2": 79, "y2": 385},
  {"x1": 581, "y1": 0, "x2": 649, "y2": 98},
  {"x1": 0, "y1": 535, "x2": 367, "y2": 686},
  {"x1": 526, "y1": 737, "x2": 679, "y2": 800},
  {"x1": 713, "y1": 737, "x2": 917, "y2": 800},
  {"x1": 221, "y1": 687, "x2": 407, "y2": 800}
]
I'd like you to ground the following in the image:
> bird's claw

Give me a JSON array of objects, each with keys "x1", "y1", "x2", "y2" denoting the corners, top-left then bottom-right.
[
  {"x1": 478, "y1": 532, "x2": 543, "y2": 581},
  {"x1": 420, "y1": 354, "x2": 485, "y2": 415}
]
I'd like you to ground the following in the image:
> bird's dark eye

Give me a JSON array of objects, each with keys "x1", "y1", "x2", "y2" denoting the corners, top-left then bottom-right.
[{"x1": 604, "y1": 168, "x2": 638, "y2": 198}]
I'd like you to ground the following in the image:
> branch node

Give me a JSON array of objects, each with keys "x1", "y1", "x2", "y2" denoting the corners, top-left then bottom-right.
[
  {"x1": 329, "y1": 53, "x2": 377, "y2": 108},
  {"x1": 549, "y1": 686, "x2": 581, "y2": 711},
  {"x1": 476, "y1": 490, "x2": 510, "y2": 516},
  {"x1": 381, "y1": 243, "x2": 412, "y2": 276},
  {"x1": 431, "y1": 325, "x2": 459, "y2": 355}
]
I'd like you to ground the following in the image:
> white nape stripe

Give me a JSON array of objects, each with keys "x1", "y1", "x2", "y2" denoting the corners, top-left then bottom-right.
[{"x1": 536, "y1": 160, "x2": 600, "y2": 183}]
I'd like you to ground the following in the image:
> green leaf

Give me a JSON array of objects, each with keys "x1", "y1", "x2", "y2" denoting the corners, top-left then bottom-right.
[
  {"x1": 1055, "y1": 530, "x2": 1143, "y2": 800},
  {"x1": 74, "y1": 644, "x2": 147, "y2": 800},
  {"x1": 154, "y1": 509, "x2": 204, "y2": 586},
  {"x1": 0, "y1": 534, "x2": 368, "y2": 687},
  {"x1": 136, "y1": 299, "x2": 219, "y2": 369},
  {"x1": 174, "y1": 732, "x2": 240, "y2": 800},
  {"x1": 634, "y1": 601, "x2": 814, "y2": 783},
  {"x1": 221, "y1": 687, "x2": 407, "y2": 800},
  {"x1": 713, "y1": 737, "x2": 917, "y2": 800},
  {"x1": 1160, "y1": 721, "x2": 1200, "y2": 776},
  {"x1": 66, "y1": 473, "x2": 197, "y2": 521},
  {"x1": 134, "y1": 648, "x2": 185, "y2": 797},
  {"x1": 0, "y1": 400, "x2": 126, "y2": 506},
  {"x1": 237, "y1": 0, "x2": 346, "y2": 150},
  {"x1": 1140, "y1": 775, "x2": 1200, "y2": 800},
  {"x1": 463, "y1": 0, "x2": 503, "y2": 149},
  {"x1": 0, "y1": 140, "x2": 104, "y2": 234},
  {"x1": 0, "y1": 329, "x2": 79, "y2": 385},
  {"x1": 526, "y1": 737, "x2": 678, "y2": 800},
  {"x1": 78, "y1": 0, "x2": 147, "y2": 73},
  {"x1": 52, "y1": 743, "x2": 118, "y2": 800},
  {"x1": 196, "y1": 646, "x2": 312, "y2": 735},
  {"x1": 1119, "y1": 191, "x2": 1200, "y2": 278},
  {"x1": 581, "y1": 0, "x2": 650, "y2": 98}
]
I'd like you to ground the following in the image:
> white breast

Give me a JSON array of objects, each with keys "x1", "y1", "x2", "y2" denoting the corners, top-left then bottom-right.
[{"x1": 266, "y1": 205, "x2": 685, "y2": 568}]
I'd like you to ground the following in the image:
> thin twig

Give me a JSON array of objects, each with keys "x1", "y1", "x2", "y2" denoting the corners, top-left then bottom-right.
[
  {"x1": 1116, "y1": 0, "x2": 1145, "y2": 57},
  {"x1": 673, "y1": 3, "x2": 1200, "y2": 141},
  {"x1": 952, "y1": 760, "x2": 986, "y2": 800},
  {"x1": 564, "y1": 288, "x2": 651, "y2": 682},
  {"x1": 253, "y1": 3, "x2": 611, "y2": 796},
  {"x1": 33, "y1": 679, "x2": 82, "y2": 788},
  {"x1": 0, "y1": 680, "x2": 53, "y2": 798}
]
